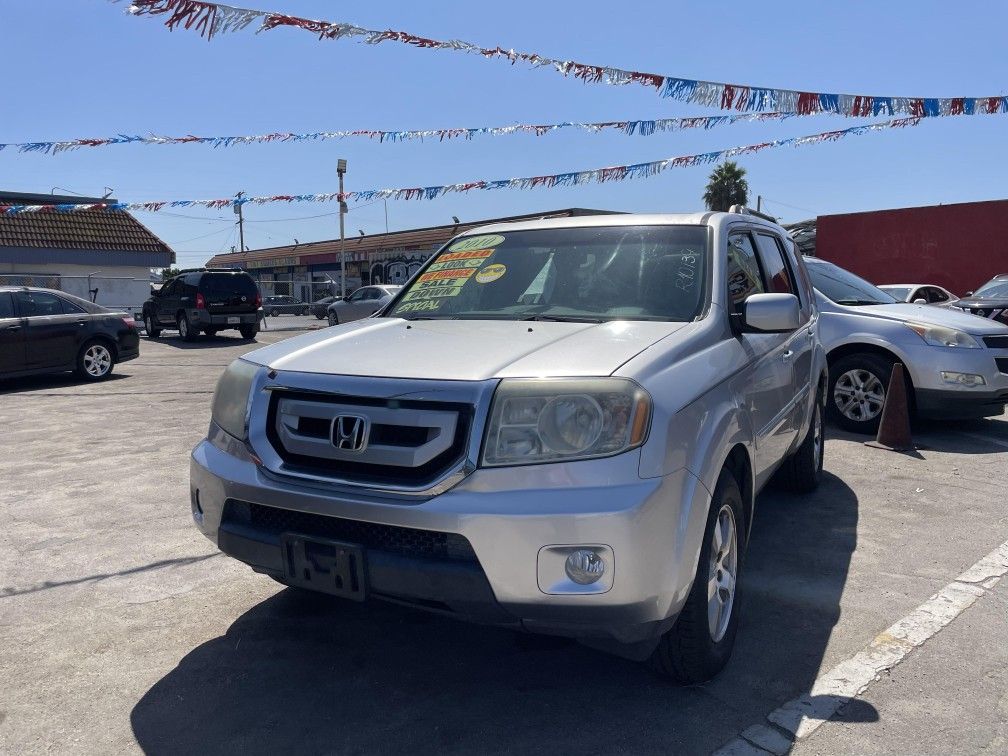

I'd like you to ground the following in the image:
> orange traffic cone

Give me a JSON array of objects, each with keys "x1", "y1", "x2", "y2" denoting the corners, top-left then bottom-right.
[{"x1": 865, "y1": 363, "x2": 916, "y2": 453}]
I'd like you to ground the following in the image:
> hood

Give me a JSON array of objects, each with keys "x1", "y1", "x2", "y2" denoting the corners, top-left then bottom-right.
[
  {"x1": 822, "y1": 298, "x2": 1008, "y2": 334},
  {"x1": 953, "y1": 296, "x2": 1008, "y2": 310},
  {"x1": 244, "y1": 318, "x2": 691, "y2": 381}
]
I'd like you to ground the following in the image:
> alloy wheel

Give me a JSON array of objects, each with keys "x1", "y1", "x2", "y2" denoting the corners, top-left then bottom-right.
[
  {"x1": 833, "y1": 368, "x2": 885, "y2": 422},
  {"x1": 178, "y1": 317, "x2": 188, "y2": 339},
  {"x1": 707, "y1": 505, "x2": 738, "y2": 642},
  {"x1": 83, "y1": 344, "x2": 112, "y2": 377}
]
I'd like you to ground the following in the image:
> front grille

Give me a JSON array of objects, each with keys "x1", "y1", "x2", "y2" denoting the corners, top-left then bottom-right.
[
  {"x1": 267, "y1": 390, "x2": 472, "y2": 487},
  {"x1": 223, "y1": 500, "x2": 478, "y2": 562},
  {"x1": 984, "y1": 335, "x2": 1008, "y2": 349},
  {"x1": 996, "y1": 358, "x2": 1008, "y2": 374}
]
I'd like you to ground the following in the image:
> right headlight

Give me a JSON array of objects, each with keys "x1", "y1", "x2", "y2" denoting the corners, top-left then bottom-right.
[
  {"x1": 211, "y1": 359, "x2": 259, "y2": 440},
  {"x1": 481, "y1": 378, "x2": 651, "y2": 467}
]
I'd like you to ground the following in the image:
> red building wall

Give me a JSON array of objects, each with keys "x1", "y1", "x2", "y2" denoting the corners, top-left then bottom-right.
[{"x1": 815, "y1": 199, "x2": 1008, "y2": 297}]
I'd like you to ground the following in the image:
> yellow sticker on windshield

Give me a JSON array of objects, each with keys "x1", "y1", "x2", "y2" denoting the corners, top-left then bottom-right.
[
  {"x1": 448, "y1": 234, "x2": 505, "y2": 252},
  {"x1": 475, "y1": 263, "x2": 507, "y2": 284}
]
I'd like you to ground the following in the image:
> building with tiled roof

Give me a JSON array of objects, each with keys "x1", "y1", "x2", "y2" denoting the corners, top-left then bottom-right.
[
  {"x1": 206, "y1": 207, "x2": 618, "y2": 300},
  {"x1": 0, "y1": 191, "x2": 174, "y2": 312}
]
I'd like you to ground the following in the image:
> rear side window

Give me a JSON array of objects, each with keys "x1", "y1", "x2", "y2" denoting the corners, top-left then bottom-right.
[
  {"x1": 754, "y1": 234, "x2": 796, "y2": 296},
  {"x1": 201, "y1": 274, "x2": 259, "y2": 297},
  {"x1": 0, "y1": 292, "x2": 14, "y2": 318},
  {"x1": 726, "y1": 233, "x2": 766, "y2": 314},
  {"x1": 15, "y1": 291, "x2": 66, "y2": 317}
]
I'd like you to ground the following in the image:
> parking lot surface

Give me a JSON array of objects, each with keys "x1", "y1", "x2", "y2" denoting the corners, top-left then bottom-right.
[{"x1": 1, "y1": 324, "x2": 1006, "y2": 754}]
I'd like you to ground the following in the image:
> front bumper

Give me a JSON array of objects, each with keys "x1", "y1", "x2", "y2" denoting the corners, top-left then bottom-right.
[
  {"x1": 904, "y1": 340, "x2": 1008, "y2": 418},
  {"x1": 190, "y1": 432, "x2": 710, "y2": 644}
]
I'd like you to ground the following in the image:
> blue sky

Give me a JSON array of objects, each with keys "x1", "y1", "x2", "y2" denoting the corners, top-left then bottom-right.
[{"x1": 3, "y1": 1, "x2": 1006, "y2": 267}]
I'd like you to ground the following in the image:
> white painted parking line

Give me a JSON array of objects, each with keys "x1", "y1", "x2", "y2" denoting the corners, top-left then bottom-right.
[{"x1": 714, "y1": 538, "x2": 1008, "y2": 755}]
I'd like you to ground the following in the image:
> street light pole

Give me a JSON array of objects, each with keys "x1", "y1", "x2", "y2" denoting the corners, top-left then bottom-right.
[
  {"x1": 337, "y1": 159, "x2": 348, "y2": 298},
  {"x1": 234, "y1": 191, "x2": 245, "y2": 253}
]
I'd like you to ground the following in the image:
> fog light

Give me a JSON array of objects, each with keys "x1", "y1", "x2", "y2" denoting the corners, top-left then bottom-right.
[
  {"x1": 564, "y1": 549, "x2": 606, "y2": 585},
  {"x1": 940, "y1": 371, "x2": 986, "y2": 387}
]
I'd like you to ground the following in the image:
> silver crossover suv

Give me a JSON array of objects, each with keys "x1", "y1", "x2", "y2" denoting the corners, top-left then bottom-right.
[
  {"x1": 805, "y1": 258, "x2": 1008, "y2": 433},
  {"x1": 192, "y1": 209, "x2": 827, "y2": 682}
]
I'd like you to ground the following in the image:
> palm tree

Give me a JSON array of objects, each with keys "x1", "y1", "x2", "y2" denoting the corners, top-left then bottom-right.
[{"x1": 703, "y1": 161, "x2": 749, "y2": 211}]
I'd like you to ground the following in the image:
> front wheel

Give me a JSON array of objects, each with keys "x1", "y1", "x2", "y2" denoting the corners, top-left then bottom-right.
[
  {"x1": 270, "y1": 308, "x2": 280, "y2": 318},
  {"x1": 144, "y1": 313, "x2": 161, "y2": 338},
  {"x1": 650, "y1": 469, "x2": 744, "y2": 683},
  {"x1": 76, "y1": 340, "x2": 115, "y2": 381},
  {"x1": 328, "y1": 312, "x2": 339, "y2": 327},
  {"x1": 828, "y1": 353, "x2": 904, "y2": 434}
]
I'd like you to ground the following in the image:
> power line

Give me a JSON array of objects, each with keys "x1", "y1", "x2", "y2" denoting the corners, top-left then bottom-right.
[{"x1": 170, "y1": 226, "x2": 235, "y2": 246}]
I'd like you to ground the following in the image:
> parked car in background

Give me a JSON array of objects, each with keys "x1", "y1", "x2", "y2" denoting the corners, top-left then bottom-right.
[
  {"x1": 879, "y1": 283, "x2": 958, "y2": 307},
  {"x1": 805, "y1": 257, "x2": 1008, "y2": 433},
  {"x1": 263, "y1": 295, "x2": 310, "y2": 317},
  {"x1": 143, "y1": 269, "x2": 261, "y2": 342},
  {"x1": 953, "y1": 274, "x2": 1008, "y2": 326},
  {"x1": 309, "y1": 296, "x2": 339, "y2": 319},
  {"x1": 326, "y1": 285, "x2": 402, "y2": 325},
  {"x1": 0, "y1": 286, "x2": 139, "y2": 381},
  {"x1": 193, "y1": 209, "x2": 828, "y2": 683}
]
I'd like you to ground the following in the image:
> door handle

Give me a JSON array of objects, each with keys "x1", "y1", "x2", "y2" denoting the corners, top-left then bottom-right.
[{"x1": 781, "y1": 350, "x2": 794, "y2": 362}]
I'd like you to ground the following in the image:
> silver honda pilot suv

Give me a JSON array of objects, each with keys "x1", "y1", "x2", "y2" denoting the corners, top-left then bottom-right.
[{"x1": 191, "y1": 209, "x2": 828, "y2": 682}]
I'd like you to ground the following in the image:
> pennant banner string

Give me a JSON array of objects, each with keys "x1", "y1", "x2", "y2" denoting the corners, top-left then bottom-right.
[
  {"x1": 115, "y1": 0, "x2": 1008, "y2": 117},
  {"x1": 3, "y1": 112, "x2": 812, "y2": 155},
  {"x1": 0, "y1": 117, "x2": 922, "y2": 215}
]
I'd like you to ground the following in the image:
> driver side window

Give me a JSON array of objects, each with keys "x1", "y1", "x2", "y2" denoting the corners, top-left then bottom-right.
[
  {"x1": 726, "y1": 233, "x2": 766, "y2": 315},
  {"x1": 349, "y1": 289, "x2": 367, "y2": 303}
]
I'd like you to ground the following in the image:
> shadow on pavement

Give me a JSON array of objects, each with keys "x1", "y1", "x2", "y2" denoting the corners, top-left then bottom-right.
[
  {"x1": 0, "y1": 371, "x2": 129, "y2": 394},
  {"x1": 131, "y1": 472, "x2": 860, "y2": 754}
]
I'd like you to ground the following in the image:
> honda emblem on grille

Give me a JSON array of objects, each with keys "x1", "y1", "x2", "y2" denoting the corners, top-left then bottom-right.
[{"x1": 331, "y1": 414, "x2": 369, "y2": 452}]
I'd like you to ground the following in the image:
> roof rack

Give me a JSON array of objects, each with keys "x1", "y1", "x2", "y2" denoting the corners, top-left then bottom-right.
[{"x1": 728, "y1": 205, "x2": 778, "y2": 223}]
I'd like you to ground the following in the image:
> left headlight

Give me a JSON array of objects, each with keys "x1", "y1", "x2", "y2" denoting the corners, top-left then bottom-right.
[
  {"x1": 905, "y1": 322, "x2": 980, "y2": 348},
  {"x1": 211, "y1": 359, "x2": 259, "y2": 440},
  {"x1": 481, "y1": 378, "x2": 651, "y2": 467}
]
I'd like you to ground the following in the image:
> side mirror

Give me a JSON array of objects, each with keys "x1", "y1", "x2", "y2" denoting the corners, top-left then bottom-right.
[
  {"x1": 965, "y1": 291, "x2": 974, "y2": 296},
  {"x1": 913, "y1": 298, "x2": 927, "y2": 305},
  {"x1": 742, "y1": 293, "x2": 801, "y2": 333}
]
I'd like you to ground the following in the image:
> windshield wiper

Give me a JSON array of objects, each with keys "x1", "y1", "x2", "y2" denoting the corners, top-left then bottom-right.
[
  {"x1": 520, "y1": 314, "x2": 605, "y2": 323},
  {"x1": 835, "y1": 299, "x2": 884, "y2": 306}
]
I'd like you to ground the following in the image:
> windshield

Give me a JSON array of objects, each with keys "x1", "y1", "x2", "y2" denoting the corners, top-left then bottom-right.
[
  {"x1": 388, "y1": 225, "x2": 708, "y2": 322},
  {"x1": 806, "y1": 259, "x2": 897, "y2": 306},
  {"x1": 973, "y1": 278, "x2": 1008, "y2": 299},
  {"x1": 879, "y1": 286, "x2": 911, "y2": 301}
]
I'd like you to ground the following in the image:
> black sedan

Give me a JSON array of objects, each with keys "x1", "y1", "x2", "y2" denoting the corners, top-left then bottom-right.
[
  {"x1": 309, "y1": 295, "x2": 339, "y2": 319},
  {"x1": 0, "y1": 287, "x2": 139, "y2": 381},
  {"x1": 263, "y1": 295, "x2": 310, "y2": 317}
]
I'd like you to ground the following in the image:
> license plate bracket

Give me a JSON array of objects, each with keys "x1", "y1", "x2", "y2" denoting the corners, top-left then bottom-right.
[
  {"x1": 227, "y1": 316, "x2": 240, "y2": 324},
  {"x1": 281, "y1": 534, "x2": 367, "y2": 600}
]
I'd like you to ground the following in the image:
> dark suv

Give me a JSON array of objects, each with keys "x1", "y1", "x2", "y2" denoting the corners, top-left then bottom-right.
[
  {"x1": 143, "y1": 270, "x2": 262, "y2": 341},
  {"x1": 955, "y1": 274, "x2": 1008, "y2": 325}
]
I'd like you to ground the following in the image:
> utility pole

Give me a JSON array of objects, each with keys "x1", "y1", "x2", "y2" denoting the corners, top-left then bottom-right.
[
  {"x1": 756, "y1": 195, "x2": 762, "y2": 212},
  {"x1": 338, "y1": 159, "x2": 348, "y2": 297},
  {"x1": 234, "y1": 191, "x2": 245, "y2": 253}
]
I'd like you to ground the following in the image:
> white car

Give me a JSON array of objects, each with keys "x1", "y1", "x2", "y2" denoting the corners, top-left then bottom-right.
[
  {"x1": 879, "y1": 283, "x2": 958, "y2": 308},
  {"x1": 326, "y1": 285, "x2": 401, "y2": 326}
]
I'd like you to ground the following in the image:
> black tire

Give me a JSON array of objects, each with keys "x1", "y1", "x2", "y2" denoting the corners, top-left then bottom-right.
[
  {"x1": 328, "y1": 312, "x2": 339, "y2": 327},
  {"x1": 775, "y1": 385, "x2": 825, "y2": 493},
  {"x1": 239, "y1": 324, "x2": 259, "y2": 340},
  {"x1": 177, "y1": 312, "x2": 198, "y2": 342},
  {"x1": 270, "y1": 308, "x2": 280, "y2": 317},
  {"x1": 315, "y1": 312, "x2": 326, "y2": 320},
  {"x1": 204, "y1": 328, "x2": 219, "y2": 338},
  {"x1": 75, "y1": 339, "x2": 116, "y2": 381},
  {"x1": 650, "y1": 469, "x2": 744, "y2": 683},
  {"x1": 827, "y1": 353, "x2": 905, "y2": 434},
  {"x1": 143, "y1": 313, "x2": 161, "y2": 338}
]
